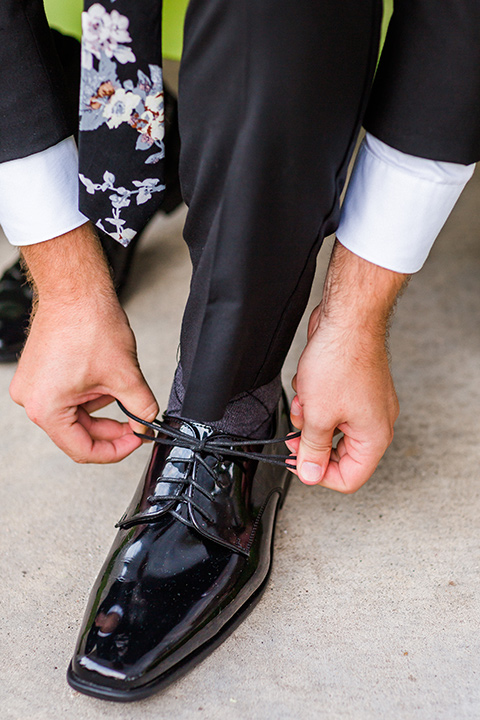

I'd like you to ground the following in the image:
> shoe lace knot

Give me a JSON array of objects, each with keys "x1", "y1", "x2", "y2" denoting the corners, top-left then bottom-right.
[{"x1": 115, "y1": 401, "x2": 299, "y2": 532}]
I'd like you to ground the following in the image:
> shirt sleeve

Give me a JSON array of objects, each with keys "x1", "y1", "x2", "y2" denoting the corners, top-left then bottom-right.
[
  {"x1": 336, "y1": 132, "x2": 475, "y2": 274},
  {"x1": 0, "y1": 137, "x2": 87, "y2": 247}
]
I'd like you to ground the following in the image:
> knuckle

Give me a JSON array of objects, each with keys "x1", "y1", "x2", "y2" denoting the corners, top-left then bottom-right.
[
  {"x1": 380, "y1": 424, "x2": 395, "y2": 448},
  {"x1": 340, "y1": 478, "x2": 364, "y2": 495},
  {"x1": 9, "y1": 387, "x2": 20, "y2": 406},
  {"x1": 372, "y1": 422, "x2": 395, "y2": 450},
  {"x1": 342, "y1": 485, "x2": 360, "y2": 496},
  {"x1": 71, "y1": 454, "x2": 89, "y2": 465},
  {"x1": 24, "y1": 402, "x2": 45, "y2": 427},
  {"x1": 142, "y1": 400, "x2": 159, "y2": 422},
  {"x1": 389, "y1": 395, "x2": 400, "y2": 421},
  {"x1": 9, "y1": 379, "x2": 22, "y2": 406}
]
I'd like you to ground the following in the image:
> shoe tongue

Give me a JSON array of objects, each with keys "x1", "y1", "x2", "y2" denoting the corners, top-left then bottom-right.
[
  {"x1": 117, "y1": 419, "x2": 221, "y2": 527},
  {"x1": 139, "y1": 419, "x2": 218, "y2": 516},
  {"x1": 173, "y1": 417, "x2": 216, "y2": 439},
  {"x1": 117, "y1": 417, "x2": 266, "y2": 555}
]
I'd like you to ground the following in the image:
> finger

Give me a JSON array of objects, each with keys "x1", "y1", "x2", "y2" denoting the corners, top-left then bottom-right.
[
  {"x1": 290, "y1": 395, "x2": 303, "y2": 429},
  {"x1": 315, "y1": 429, "x2": 387, "y2": 493},
  {"x1": 296, "y1": 417, "x2": 334, "y2": 485},
  {"x1": 77, "y1": 409, "x2": 135, "y2": 441},
  {"x1": 333, "y1": 434, "x2": 349, "y2": 459},
  {"x1": 285, "y1": 432, "x2": 300, "y2": 454},
  {"x1": 82, "y1": 395, "x2": 116, "y2": 414},
  {"x1": 84, "y1": 412, "x2": 155, "y2": 442},
  {"x1": 307, "y1": 305, "x2": 321, "y2": 339},
  {"x1": 316, "y1": 448, "x2": 380, "y2": 494},
  {"x1": 116, "y1": 375, "x2": 159, "y2": 435},
  {"x1": 48, "y1": 413, "x2": 143, "y2": 464},
  {"x1": 87, "y1": 433, "x2": 143, "y2": 464},
  {"x1": 330, "y1": 447, "x2": 340, "y2": 463}
]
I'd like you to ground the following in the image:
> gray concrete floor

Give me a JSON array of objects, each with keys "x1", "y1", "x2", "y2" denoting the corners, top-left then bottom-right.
[{"x1": 1, "y1": 167, "x2": 480, "y2": 719}]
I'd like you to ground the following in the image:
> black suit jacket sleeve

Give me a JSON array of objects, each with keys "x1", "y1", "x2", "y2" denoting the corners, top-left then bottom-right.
[
  {"x1": 365, "y1": 0, "x2": 480, "y2": 164},
  {"x1": 0, "y1": 0, "x2": 75, "y2": 163}
]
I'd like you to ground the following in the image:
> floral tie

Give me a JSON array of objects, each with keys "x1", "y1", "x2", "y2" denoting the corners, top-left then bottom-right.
[{"x1": 78, "y1": 1, "x2": 165, "y2": 245}]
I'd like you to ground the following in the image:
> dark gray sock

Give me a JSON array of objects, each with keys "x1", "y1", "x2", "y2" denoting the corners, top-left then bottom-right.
[{"x1": 167, "y1": 364, "x2": 282, "y2": 439}]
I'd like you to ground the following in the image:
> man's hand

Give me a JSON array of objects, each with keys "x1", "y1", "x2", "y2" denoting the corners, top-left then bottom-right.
[
  {"x1": 9, "y1": 223, "x2": 158, "y2": 463},
  {"x1": 286, "y1": 240, "x2": 408, "y2": 493}
]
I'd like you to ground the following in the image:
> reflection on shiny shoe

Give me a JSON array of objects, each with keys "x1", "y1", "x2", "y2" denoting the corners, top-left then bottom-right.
[{"x1": 67, "y1": 397, "x2": 294, "y2": 702}]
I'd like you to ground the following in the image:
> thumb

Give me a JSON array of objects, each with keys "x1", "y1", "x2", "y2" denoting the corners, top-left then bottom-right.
[
  {"x1": 117, "y1": 374, "x2": 159, "y2": 436},
  {"x1": 296, "y1": 416, "x2": 334, "y2": 486}
]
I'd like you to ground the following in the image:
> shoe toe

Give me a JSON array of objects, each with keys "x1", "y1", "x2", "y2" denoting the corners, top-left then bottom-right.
[{"x1": 69, "y1": 521, "x2": 244, "y2": 698}]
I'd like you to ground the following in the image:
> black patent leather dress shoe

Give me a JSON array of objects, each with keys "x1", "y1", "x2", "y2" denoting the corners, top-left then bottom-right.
[
  {"x1": 0, "y1": 261, "x2": 33, "y2": 362},
  {"x1": 67, "y1": 398, "x2": 294, "y2": 702}
]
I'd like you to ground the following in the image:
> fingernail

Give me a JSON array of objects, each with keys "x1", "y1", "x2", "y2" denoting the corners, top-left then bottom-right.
[{"x1": 301, "y1": 462, "x2": 323, "y2": 484}]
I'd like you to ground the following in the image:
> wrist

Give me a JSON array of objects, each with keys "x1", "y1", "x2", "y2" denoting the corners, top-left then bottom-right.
[
  {"x1": 317, "y1": 240, "x2": 408, "y2": 336},
  {"x1": 21, "y1": 223, "x2": 116, "y2": 304}
]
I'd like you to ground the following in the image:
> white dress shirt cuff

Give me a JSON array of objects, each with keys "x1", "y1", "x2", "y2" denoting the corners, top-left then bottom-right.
[
  {"x1": 336, "y1": 132, "x2": 475, "y2": 274},
  {"x1": 0, "y1": 136, "x2": 87, "y2": 247}
]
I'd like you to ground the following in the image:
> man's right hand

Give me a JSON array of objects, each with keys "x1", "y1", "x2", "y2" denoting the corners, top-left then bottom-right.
[{"x1": 9, "y1": 223, "x2": 158, "y2": 463}]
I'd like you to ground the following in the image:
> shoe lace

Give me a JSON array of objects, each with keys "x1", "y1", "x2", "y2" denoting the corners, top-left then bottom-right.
[{"x1": 115, "y1": 401, "x2": 299, "y2": 530}]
